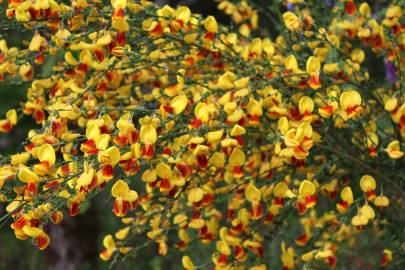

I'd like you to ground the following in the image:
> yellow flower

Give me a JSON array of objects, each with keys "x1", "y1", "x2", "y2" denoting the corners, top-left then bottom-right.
[
  {"x1": 385, "y1": 140, "x2": 404, "y2": 159},
  {"x1": 301, "y1": 251, "x2": 315, "y2": 262},
  {"x1": 351, "y1": 213, "x2": 368, "y2": 229},
  {"x1": 98, "y1": 146, "x2": 121, "y2": 166},
  {"x1": 203, "y1": 16, "x2": 218, "y2": 33},
  {"x1": 194, "y1": 102, "x2": 209, "y2": 123},
  {"x1": 11, "y1": 152, "x2": 30, "y2": 166},
  {"x1": 100, "y1": 235, "x2": 116, "y2": 260},
  {"x1": 384, "y1": 98, "x2": 397, "y2": 112},
  {"x1": 383, "y1": 6, "x2": 402, "y2": 27},
  {"x1": 359, "y1": 3, "x2": 371, "y2": 17},
  {"x1": 282, "y1": 12, "x2": 301, "y2": 31},
  {"x1": 336, "y1": 186, "x2": 353, "y2": 213},
  {"x1": 218, "y1": 71, "x2": 237, "y2": 90},
  {"x1": 246, "y1": 98, "x2": 263, "y2": 125},
  {"x1": 6, "y1": 109, "x2": 17, "y2": 125},
  {"x1": 111, "y1": 180, "x2": 138, "y2": 217},
  {"x1": 18, "y1": 166, "x2": 40, "y2": 183},
  {"x1": 359, "y1": 204, "x2": 375, "y2": 220},
  {"x1": 36, "y1": 144, "x2": 56, "y2": 165},
  {"x1": 281, "y1": 241, "x2": 296, "y2": 269},
  {"x1": 299, "y1": 96, "x2": 314, "y2": 120},
  {"x1": 29, "y1": 32, "x2": 47, "y2": 51},
  {"x1": 81, "y1": 122, "x2": 111, "y2": 154},
  {"x1": 245, "y1": 182, "x2": 261, "y2": 202},
  {"x1": 188, "y1": 187, "x2": 204, "y2": 203},
  {"x1": 140, "y1": 125, "x2": 157, "y2": 145},
  {"x1": 156, "y1": 162, "x2": 172, "y2": 179},
  {"x1": 284, "y1": 55, "x2": 299, "y2": 73},
  {"x1": 170, "y1": 95, "x2": 188, "y2": 114},
  {"x1": 19, "y1": 63, "x2": 34, "y2": 81},
  {"x1": 175, "y1": 6, "x2": 191, "y2": 23},
  {"x1": 314, "y1": 249, "x2": 333, "y2": 260},
  {"x1": 359, "y1": 175, "x2": 376, "y2": 200},
  {"x1": 96, "y1": 34, "x2": 112, "y2": 46},
  {"x1": 111, "y1": 0, "x2": 127, "y2": 10},
  {"x1": 306, "y1": 56, "x2": 321, "y2": 74},
  {"x1": 339, "y1": 90, "x2": 362, "y2": 119},
  {"x1": 76, "y1": 166, "x2": 95, "y2": 190},
  {"x1": 33, "y1": 144, "x2": 56, "y2": 175},
  {"x1": 351, "y1": 49, "x2": 365, "y2": 64},
  {"x1": 182, "y1": 255, "x2": 195, "y2": 270},
  {"x1": 380, "y1": 249, "x2": 393, "y2": 266},
  {"x1": 64, "y1": 51, "x2": 78, "y2": 65},
  {"x1": 374, "y1": 195, "x2": 389, "y2": 209},
  {"x1": 296, "y1": 180, "x2": 317, "y2": 215},
  {"x1": 141, "y1": 168, "x2": 157, "y2": 183},
  {"x1": 22, "y1": 226, "x2": 50, "y2": 250}
]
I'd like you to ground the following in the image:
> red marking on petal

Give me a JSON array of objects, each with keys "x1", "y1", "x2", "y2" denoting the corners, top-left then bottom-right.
[
  {"x1": 346, "y1": 1, "x2": 357, "y2": 15},
  {"x1": 37, "y1": 234, "x2": 50, "y2": 250},
  {"x1": 190, "y1": 118, "x2": 202, "y2": 128},
  {"x1": 163, "y1": 106, "x2": 174, "y2": 113},
  {"x1": 34, "y1": 110, "x2": 45, "y2": 124},
  {"x1": 94, "y1": 49, "x2": 105, "y2": 62},
  {"x1": 176, "y1": 162, "x2": 192, "y2": 177},
  {"x1": 34, "y1": 54, "x2": 46, "y2": 65},
  {"x1": 226, "y1": 209, "x2": 235, "y2": 220},
  {"x1": 217, "y1": 254, "x2": 228, "y2": 265},
  {"x1": 249, "y1": 201, "x2": 263, "y2": 220},
  {"x1": 130, "y1": 130, "x2": 139, "y2": 144},
  {"x1": 44, "y1": 180, "x2": 60, "y2": 190},
  {"x1": 76, "y1": 63, "x2": 88, "y2": 74},
  {"x1": 12, "y1": 217, "x2": 27, "y2": 230},
  {"x1": 197, "y1": 154, "x2": 208, "y2": 168},
  {"x1": 297, "y1": 200, "x2": 307, "y2": 215},
  {"x1": 0, "y1": 121, "x2": 12, "y2": 132},
  {"x1": 24, "y1": 182, "x2": 38, "y2": 197},
  {"x1": 113, "y1": 198, "x2": 127, "y2": 217},
  {"x1": 235, "y1": 135, "x2": 244, "y2": 146},
  {"x1": 274, "y1": 197, "x2": 284, "y2": 207},
  {"x1": 142, "y1": 144, "x2": 154, "y2": 158},
  {"x1": 116, "y1": 32, "x2": 126, "y2": 46},
  {"x1": 232, "y1": 165, "x2": 243, "y2": 178},
  {"x1": 366, "y1": 189, "x2": 376, "y2": 201},
  {"x1": 160, "y1": 178, "x2": 171, "y2": 191},
  {"x1": 61, "y1": 164, "x2": 70, "y2": 175},
  {"x1": 265, "y1": 213, "x2": 274, "y2": 224},
  {"x1": 150, "y1": 23, "x2": 163, "y2": 37},
  {"x1": 112, "y1": 8, "x2": 125, "y2": 18},
  {"x1": 69, "y1": 202, "x2": 80, "y2": 216},
  {"x1": 249, "y1": 114, "x2": 260, "y2": 125},
  {"x1": 328, "y1": 255, "x2": 337, "y2": 267},
  {"x1": 102, "y1": 165, "x2": 114, "y2": 179}
]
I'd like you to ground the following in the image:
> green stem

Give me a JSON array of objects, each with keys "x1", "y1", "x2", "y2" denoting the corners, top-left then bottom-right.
[{"x1": 315, "y1": 143, "x2": 405, "y2": 198}]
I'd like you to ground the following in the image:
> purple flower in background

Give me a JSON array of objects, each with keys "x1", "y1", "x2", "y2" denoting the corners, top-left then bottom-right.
[
  {"x1": 325, "y1": 0, "x2": 335, "y2": 8},
  {"x1": 372, "y1": 14, "x2": 380, "y2": 21},
  {"x1": 384, "y1": 58, "x2": 396, "y2": 85},
  {"x1": 287, "y1": 3, "x2": 294, "y2": 11}
]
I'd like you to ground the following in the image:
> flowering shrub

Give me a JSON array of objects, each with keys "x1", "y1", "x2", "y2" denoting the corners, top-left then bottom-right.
[{"x1": 0, "y1": 0, "x2": 404, "y2": 269}]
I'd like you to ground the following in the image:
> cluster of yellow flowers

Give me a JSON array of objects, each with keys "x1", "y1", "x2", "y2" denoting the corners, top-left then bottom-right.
[{"x1": 0, "y1": 0, "x2": 404, "y2": 269}]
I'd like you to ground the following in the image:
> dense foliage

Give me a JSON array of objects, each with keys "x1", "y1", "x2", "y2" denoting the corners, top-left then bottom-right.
[{"x1": 0, "y1": 0, "x2": 404, "y2": 269}]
